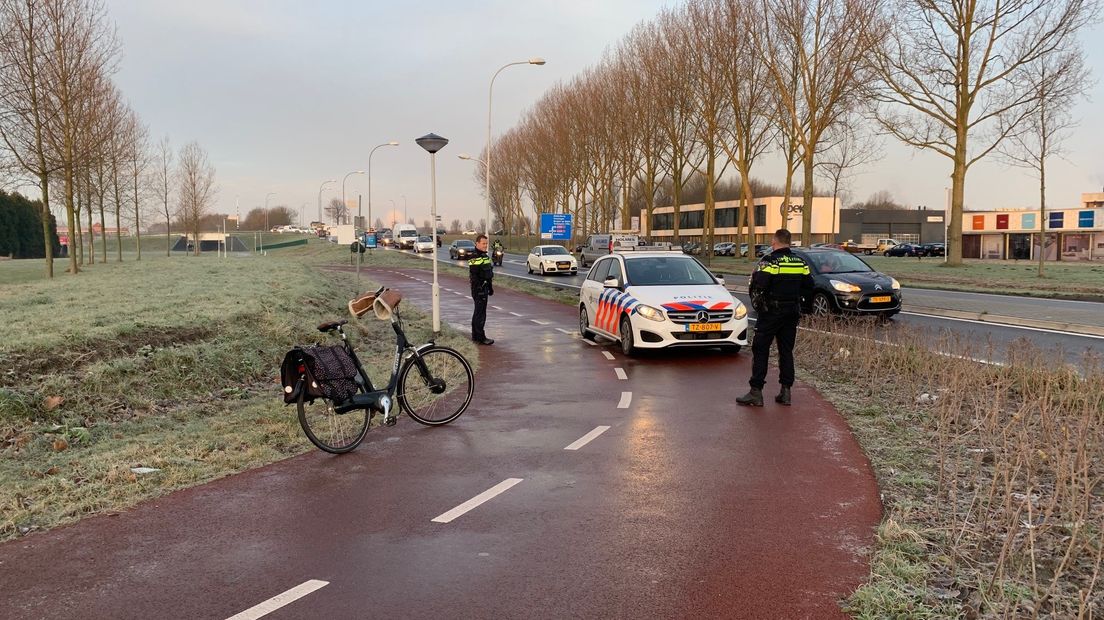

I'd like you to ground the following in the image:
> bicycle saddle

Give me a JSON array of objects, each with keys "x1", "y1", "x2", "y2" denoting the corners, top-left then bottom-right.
[{"x1": 317, "y1": 319, "x2": 348, "y2": 332}]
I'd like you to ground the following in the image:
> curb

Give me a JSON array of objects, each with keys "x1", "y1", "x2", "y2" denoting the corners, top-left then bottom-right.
[{"x1": 722, "y1": 282, "x2": 1104, "y2": 337}]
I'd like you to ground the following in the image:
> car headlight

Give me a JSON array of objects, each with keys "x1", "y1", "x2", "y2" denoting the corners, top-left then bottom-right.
[
  {"x1": 830, "y1": 279, "x2": 861, "y2": 293},
  {"x1": 734, "y1": 302, "x2": 747, "y2": 320},
  {"x1": 890, "y1": 277, "x2": 901, "y2": 290},
  {"x1": 635, "y1": 304, "x2": 665, "y2": 322}
]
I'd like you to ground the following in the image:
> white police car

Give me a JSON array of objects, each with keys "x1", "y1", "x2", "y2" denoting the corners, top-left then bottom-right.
[{"x1": 578, "y1": 250, "x2": 749, "y2": 355}]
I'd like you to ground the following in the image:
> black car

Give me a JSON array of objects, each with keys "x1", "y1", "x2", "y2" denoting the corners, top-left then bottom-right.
[
  {"x1": 448, "y1": 239, "x2": 477, "y2": 260},
  {"x1": 755, "y1": 248, "x2": 901, "y2": 318},
  {"x1": 884, "y1": 243, "x2": 923, "y2": 257},
  {"x1": 917, "y1": 243, "x2": 945, "y2": 257},
  {"x1": 754, "y1": 244, "x2": 772, "y2": 258}
]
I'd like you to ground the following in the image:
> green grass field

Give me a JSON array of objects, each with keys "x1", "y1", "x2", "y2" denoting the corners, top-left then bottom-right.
[{"x1": 0, "y1": 243, "x2": 476, "y2": 540}]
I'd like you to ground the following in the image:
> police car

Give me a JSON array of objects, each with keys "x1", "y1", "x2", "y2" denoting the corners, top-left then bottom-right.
[{"x1": 578, "y1": 248, "x2": 749, "y2": 355}]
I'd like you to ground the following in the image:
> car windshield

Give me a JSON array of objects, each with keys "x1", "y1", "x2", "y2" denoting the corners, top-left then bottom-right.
[
  {"x1": 400, "y1": 230, "x2": 417, "y2": 237},
  {"x1": 542, "y1": 246, "x2": 569, "y2": 256},
  {"x1": 624, "y1": 256, "x2": 716, "y2": 286},
  {"x1": 807, "y1": 251, "x2": 873, "y2": 274},
  {"x1": 455, "y1": 241, "x2": 475, "y2": 248},
  {"x1": 418, "y1": 236, "x2": 431, "y2": 242}
]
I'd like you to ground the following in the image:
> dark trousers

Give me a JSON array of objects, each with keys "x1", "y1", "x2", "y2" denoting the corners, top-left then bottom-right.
[
  {"x1": 749, "y1": 305, "x2": 800, "y2": 389},
  {"x1": 471, "y1": 291, "x2": 488, "y2": 340}
]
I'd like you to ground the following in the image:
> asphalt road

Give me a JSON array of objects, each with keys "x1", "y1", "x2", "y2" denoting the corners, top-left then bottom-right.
[
  {"x1": 417, "y1": 247, "x2": 1103, "y2": 368},
  {"x1": 0, "y1": 268, "x2": 881, "y2": 619}
]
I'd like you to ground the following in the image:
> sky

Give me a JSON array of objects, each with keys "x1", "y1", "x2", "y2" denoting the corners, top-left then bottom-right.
[{"x1": 103, "y1": 0, "x2": 1104, "y2": 229}]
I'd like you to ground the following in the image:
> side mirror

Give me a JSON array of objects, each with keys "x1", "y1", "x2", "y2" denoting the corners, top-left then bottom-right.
[
  {"x1": 602, "y1": 277, "x2": 621, "y2": 289},
  {"x1": 714, "y1": 273, "x2": 726, "y2": 286}
]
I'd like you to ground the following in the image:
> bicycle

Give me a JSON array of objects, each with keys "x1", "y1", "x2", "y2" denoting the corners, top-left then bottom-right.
[{"x1": 289, "y1": 285, "x2": 475, "y2": 454}]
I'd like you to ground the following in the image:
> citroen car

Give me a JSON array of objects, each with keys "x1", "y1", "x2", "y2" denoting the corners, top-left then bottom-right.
[
  {"x1": 762, "y1": 247, "x2": 901, "y2": 318},
  {"x1": 578, "y1": 250, "x2": 749, "y2": 356}
]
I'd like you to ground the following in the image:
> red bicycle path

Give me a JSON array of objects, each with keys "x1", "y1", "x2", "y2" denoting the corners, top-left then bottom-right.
[{"x1": 0, "y1": 266, "x2": 882, "y2": 619}]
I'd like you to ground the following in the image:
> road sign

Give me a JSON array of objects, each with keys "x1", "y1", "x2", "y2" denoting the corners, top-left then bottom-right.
[
  {"x1": 363, "y1": 232, "x2": 377, "y2": 249},
  {"x1": 539, "y1": 213, "x2": 572, "y2": 241}
]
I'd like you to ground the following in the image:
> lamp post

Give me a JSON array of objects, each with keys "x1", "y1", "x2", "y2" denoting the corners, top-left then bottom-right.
[
  {"x1": 459, "y1": 152, "x2": 498, "y2": 242},
  {"x1": 317, "y1": 179, "x2": 335, "y2": 224},
  {"x1": 342, "y1": 170, "x2": 364, "y2": 226},
  {"x1": 389, "y1": 199, "x2": 397, "y2": 225},
  {"x1": 367, "y1": 140, "x2": 399, "y2": 235},
  {"x1": 485, "y1": 57, "x2": 545, "y2": 237},
  {"x1": 263, "y1": 192, "x2": 276, "y2": 253},
  {"x1": 401, "y1": 194, "x2": 408, "y2": 227},
  {"x1": 416, "y1": 132, "x2": 449, "y2": 336}
]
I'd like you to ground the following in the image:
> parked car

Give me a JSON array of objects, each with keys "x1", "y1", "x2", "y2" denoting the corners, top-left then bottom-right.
[
  {"x1": 681, "y1": 242, "x2": 701, "y2": 255},
  {"x1": 884, "y1": 243, "x2": 923, "y2": 257},
  {"x1": 413, "y1": 236, "x2": 436, "y2": 253},
  {"x1": 461, "y1": 229, "x2": 477, "y2": 235},
  {"x1": 526, "y1": 245, "x2": 578, "y2": 275},
  {"x1": 917, "y1": 243, "x2": 945, "y2": 257},
  {"x1": 448, "y1": 239, "x2": 477, "y2": 260},
  {"x1": 579, "y1": 249, "x2": 748, "y2": 355},
  {"x1": 754, "y1": 244, "x2": 772, "y2": 257},
  {"x1": 713, "y1": 242, "x2": 737, "y2": 256},
  {"x1": 754, "y1": 248, "x2": 901, "y2": 319}
]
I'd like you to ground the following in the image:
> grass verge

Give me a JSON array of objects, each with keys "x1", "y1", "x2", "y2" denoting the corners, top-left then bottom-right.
[
  {"x1": 0, "y1": 243, "x2": 476, "y2": 541},
  {"x1": 790, "y1": 318, "x2": 1103, "y2": 617}
]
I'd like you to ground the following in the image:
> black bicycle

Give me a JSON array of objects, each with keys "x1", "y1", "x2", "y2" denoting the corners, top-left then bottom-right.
[{"x1": 293, "y1": 286, "x2": 474, "y2": 453}]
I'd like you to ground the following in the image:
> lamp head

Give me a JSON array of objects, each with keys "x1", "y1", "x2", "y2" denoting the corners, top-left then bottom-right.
[
  {"x1": 458, "y1": 153, "x2": 471, "y2": 160},
  {"x1": 529, "y1": 57, "x2": 546, "y2": 65},
  {"x1": 415, "y1": 133, "x2": 449, "y2": 154},
  {"x1": 387, "y1": 141, "x2": 399, "y2": 146}
]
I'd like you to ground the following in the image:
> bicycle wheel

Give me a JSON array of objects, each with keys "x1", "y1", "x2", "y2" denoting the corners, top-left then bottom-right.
[
  {"x1": 297, "y1": 391, "x2": 370, "y2": 454},
  {"x1": 397, "y1": 346, "x2": 474, "y2": 425}
]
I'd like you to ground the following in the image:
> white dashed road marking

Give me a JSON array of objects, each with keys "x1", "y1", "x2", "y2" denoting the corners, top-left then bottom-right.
[
  {"x1": 564, "y1": 426, "x2": 611, "y2": 451},
  {"x1": 555, "y1": 328, "x2": 573, "y2": 335},
  {"x1": 614, "y1": 368, "x2": 627, "y2": 381},
  {"x1": 492, "y1": 305, "x2": 504, "y2": 310},
  {"x1": 602, "y1": 351, "x2": 615, "y2": 361},
  {"x1": 432, "y1": 478, "x2": 524, "y2": 524},
  {"x1": 225, "y1": 580, "x2": 329, "y2": 620},
  {"x1": 509, "y1": 312, "x2": 523, "y2": 317},
  {"x1": 530, "y1": 319, "x2": 551, "y2": 325},
  {"x1": 583, "y1": 339, "x2": 598, "y2": 346},
  {"x1": 617, "y1": 392, "x2": 632, "y2": 408}
]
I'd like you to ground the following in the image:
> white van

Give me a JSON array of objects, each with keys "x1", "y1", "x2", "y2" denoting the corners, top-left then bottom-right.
[{"x1": 393, "y1": 224, "x2": 419, "y2": 250}]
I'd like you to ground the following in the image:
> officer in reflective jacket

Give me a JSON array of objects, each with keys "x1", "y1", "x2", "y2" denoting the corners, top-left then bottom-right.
[
  {"x1": 737, "y1": 228, "x2": 814, "y2": 407},
  {"x1": 469, "y1": 234, "x2": 495, "y2": 345}
]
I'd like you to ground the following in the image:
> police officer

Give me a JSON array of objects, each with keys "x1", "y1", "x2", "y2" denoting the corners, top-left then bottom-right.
[
  {"x1": 736, "y1": 228, "x2": 814, "y2": 407},
  {"x1": 469, "y1": 234, "x2": 495, "y2": 345}
]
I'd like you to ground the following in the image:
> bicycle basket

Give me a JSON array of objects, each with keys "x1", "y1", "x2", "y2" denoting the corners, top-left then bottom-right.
[{"x1": 280, "y1": 345, "x2": 359, "y2": 404}]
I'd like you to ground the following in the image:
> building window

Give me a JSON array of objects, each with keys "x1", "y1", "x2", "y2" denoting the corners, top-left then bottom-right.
[
  {"x1": 716, "y1": 207, "x2": 736, "y2": 228},
  {"x1": 1049, "y1": 212, "x2": 1064, "y2": 229},
  {"x1": 651, "y1": 213, "x2": 672, "y2": 231},
  {"x1": 1079, "y1": 210, "x2": 1094, "y2": 227},
  {"x1": 996, "y1": 214, "x2": 1009, "y2": 230},
  {"x1": 972, "y1": 215, "x2": 985, "y2": 230},
  {"x1": 679, "y1": 211, "x2": 703, "y2": 229},
  {"x1": 754, "y1": 204, "x2": 766, "y2": 227},
  {"x1": 1021, "y1": 213, "x2": 1036, "y2": 229}
]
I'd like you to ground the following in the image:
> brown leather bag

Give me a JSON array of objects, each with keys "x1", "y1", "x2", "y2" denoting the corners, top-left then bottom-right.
[{"x1": 348, "y1": 288, "x2": 403, "y2": 320}]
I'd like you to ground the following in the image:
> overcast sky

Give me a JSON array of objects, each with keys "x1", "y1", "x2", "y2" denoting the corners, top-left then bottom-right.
[{"x1": 106, "y1": 0, "x2": 1104, "y2": 228}]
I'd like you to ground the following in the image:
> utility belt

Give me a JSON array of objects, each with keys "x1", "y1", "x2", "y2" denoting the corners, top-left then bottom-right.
[{"x1": 754, "y1": 297, "x2": 802, "y2": 313}]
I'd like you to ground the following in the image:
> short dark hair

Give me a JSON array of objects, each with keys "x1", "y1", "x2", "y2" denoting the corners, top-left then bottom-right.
[
  {"x1": 773, "y1": 229, "x2": 792, "y2": 245},
  {"x1": 475, "y1": 234, "x2": 488, "y2": 243}
]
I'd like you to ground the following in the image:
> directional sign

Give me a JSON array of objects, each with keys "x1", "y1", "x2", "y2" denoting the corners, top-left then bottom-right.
[{"x1": 540, "y1": 213, "x2": 573, "y2": 241}]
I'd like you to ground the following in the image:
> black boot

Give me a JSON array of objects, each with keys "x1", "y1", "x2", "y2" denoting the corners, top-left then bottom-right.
[
  {"x1": 736, "y1": 388, "x2": 764, "y2": 407},
  {"x1": 775, "y1": 386, "x2": 791, "y2": 406}
]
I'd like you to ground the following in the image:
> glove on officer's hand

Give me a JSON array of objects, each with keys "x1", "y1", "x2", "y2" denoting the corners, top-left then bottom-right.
[{"x1": 487, "y1": 283, "x2": 494, "y2": 296}]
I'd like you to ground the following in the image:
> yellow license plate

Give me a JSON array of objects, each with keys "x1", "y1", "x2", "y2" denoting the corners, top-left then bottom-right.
[
  {"x1": 870, "y1": 295, "x2": 892, "y2": 303},
  {"x1": 688, "y1": 323, "x2": 721, "y2": 332}
]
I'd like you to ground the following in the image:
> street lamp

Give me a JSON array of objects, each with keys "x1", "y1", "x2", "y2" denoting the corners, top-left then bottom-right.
[
  {"x1": 317, "y1": 179, "x2": 335, "y2": 224},
  {"x1": 389, "y1": 199, "x2": 397, "y2": 226},
  {"x1": 485, "y1": 57, "x2": 545, "y2": 236},
  {"x1": 401, "y1": 194, "x2": 408, "y2": 226},
  {"x1": 367, "y1": 140, "x2": 399, "y2": 234},
  {"x1": 342, "y1": 170, "x2": 364, "y2": 226},
  {"x1": 416, "y1": 132, "x2": 449, "y2": 336}
]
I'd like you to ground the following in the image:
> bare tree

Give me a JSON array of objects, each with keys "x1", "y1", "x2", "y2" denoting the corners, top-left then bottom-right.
[
  {"x1": 817, "y1": 120, "x2": 882, "y2": 236},
  {"x1": 324, "y1": 197, "x2": 347, "y2": 225},
  {"x1": 150, "y1": 135, "x2": 173, "y2": 255},
  {"x1": 176, "y1": 140, "x2": 215, "y2": 256},
  {"x1": 1000, "y1": 48, "x2": 1091, "y2": 277},
  {"x1": 0, "y1": 0, "x2": 61, "y2": 276},
  {"x1": 756, "y1": 0, "x2": 883, "y2": 246},
  {"x1": 873, "y1": 0, "x2": 1098, "y2": 265},
  {"x1": 126, "y1": 109, "x2": 148, "y2": 260}
]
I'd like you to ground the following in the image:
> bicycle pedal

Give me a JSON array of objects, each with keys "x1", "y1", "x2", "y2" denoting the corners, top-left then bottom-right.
[{"x1": 384, "y1": 416, "x2": 398, "y2": 427}]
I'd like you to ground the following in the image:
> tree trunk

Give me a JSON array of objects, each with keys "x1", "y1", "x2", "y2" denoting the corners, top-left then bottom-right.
[
  {"x1": 801, "y1": 147, "x2": 815, "y2": 246},
  {"x1": 703, "y1": 149, "x2": 716, "y2": 267},
  {"x1": 66, "y1": 164, "x2": 79, "y2": 274},
  {"x1": 39, "y1": 173, "x2": 54, "y2": 277},
  {"x1": 948, "y1": 126, "x2": 967, "y2": 267}
]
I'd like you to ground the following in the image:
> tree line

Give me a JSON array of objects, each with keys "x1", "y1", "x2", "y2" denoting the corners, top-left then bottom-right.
[
  {"x1": 0, "y1": 189, "x2": 59, "y2": 258},
  {"x1": 0, "y1": 0, "x2": 220, "y2": 276},
  {"x1": 482, "y1": 0, "x2": 1097, "y2": 266}
]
